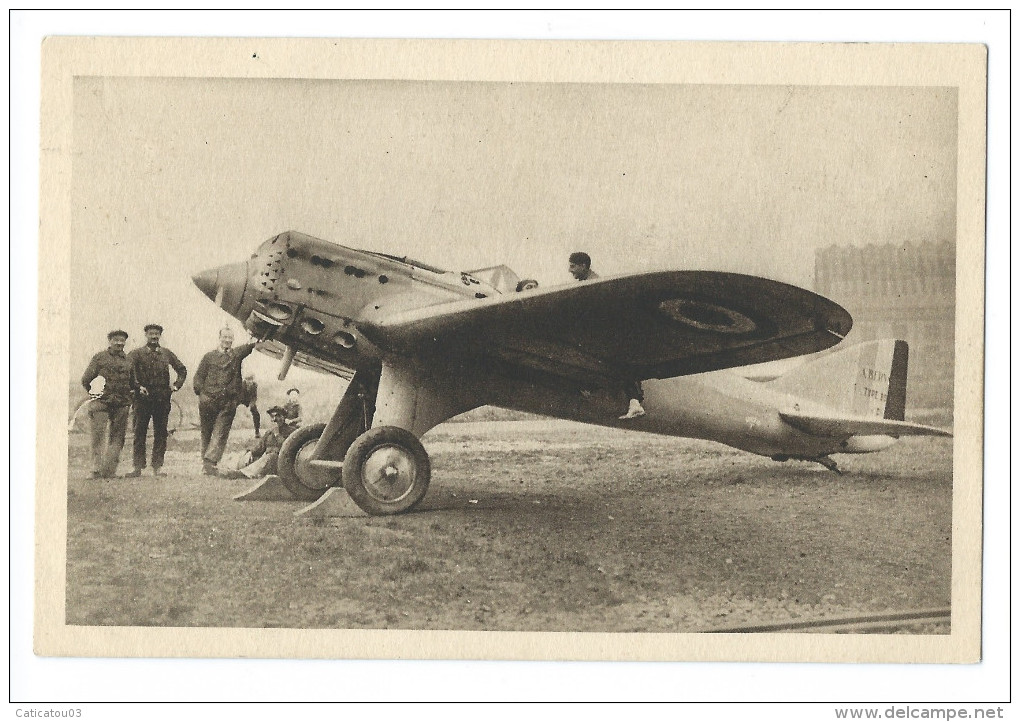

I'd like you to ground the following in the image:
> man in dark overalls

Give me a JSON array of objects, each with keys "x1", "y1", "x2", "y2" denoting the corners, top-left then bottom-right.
[
  {"x1": 127, "y1": 324, "x2": 188, "y2": 477},
  {"x1": 193, "y1": 327, "x2": 256, "y2": 475}
]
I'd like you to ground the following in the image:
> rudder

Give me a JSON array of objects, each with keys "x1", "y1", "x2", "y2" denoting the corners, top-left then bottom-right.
[{"x1": 884, "y1": 340, "x2": 908, "y2": 421}]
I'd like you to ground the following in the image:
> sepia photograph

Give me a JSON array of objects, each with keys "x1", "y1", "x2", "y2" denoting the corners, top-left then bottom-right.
[
  {"x1": 16, "y1": 11, "x2": 1003, "y2": 709},
  {"x1": 61, "y1": 75, "x2": 964, "y2": 638}
]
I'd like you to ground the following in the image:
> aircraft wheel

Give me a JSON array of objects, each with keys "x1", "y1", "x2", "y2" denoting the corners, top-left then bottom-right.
[
  {"x1": 277, "y1": 423, "x2": 339, "y2": 501},
  {"x1": 342, "y1": 426, "x2": 431, "y2": 515}
]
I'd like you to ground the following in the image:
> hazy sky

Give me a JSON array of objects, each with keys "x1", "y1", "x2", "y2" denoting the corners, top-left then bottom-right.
[{"x1": 70, "y1": 78, "x2": 957, "y2": 381}]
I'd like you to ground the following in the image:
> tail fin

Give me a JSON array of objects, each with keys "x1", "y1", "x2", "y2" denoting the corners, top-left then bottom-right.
[{"x1": 767, "y1": 339, "x2": 909, "y2": 421}]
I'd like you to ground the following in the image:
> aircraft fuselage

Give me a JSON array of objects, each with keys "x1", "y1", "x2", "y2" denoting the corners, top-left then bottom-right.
[
  {"x1": 191, "y1": 231, "x2": 945, "y2": 514},
  {"x1": 379, "y1": 353, "x2": 881, "y2": 460},
  {"x1": 193, "y1": 231, "x2": 882, "y2": 465}
]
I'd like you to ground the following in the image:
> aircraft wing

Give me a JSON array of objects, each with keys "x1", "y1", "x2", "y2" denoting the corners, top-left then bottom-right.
[
  {"x1": 255, "y1": 340, "x2": 356, "y2": 380},
  {"x1": 357, "y1": 271, "x2": 853, "y2": 384},
  {"x1": 779, "y1": 411, "x2": 953, "y2": 439}
]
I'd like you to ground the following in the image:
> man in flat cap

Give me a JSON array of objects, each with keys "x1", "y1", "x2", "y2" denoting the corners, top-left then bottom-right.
[
  {"x1": 220, "y1": 405, "x2": 298, "y2": 480},
  {"x1": 81, "y1": 330, "x2": 137, "y2": 478},
  {"x1": 193, "y1": 327, "x2": 256, "y2": 475},
  {"x1": 127, "y1": 324, "x2": 187, "y2": 478}
]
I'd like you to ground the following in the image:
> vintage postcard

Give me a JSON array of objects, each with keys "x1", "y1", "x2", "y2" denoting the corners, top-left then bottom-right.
[{"x1": 34, "y1": 37, "x2": 985, "y2": 667}]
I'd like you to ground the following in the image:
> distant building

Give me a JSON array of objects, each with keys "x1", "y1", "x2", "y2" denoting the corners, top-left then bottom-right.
[{"x1": 814, "y1": 242, "x2": 955, "y2": 411}]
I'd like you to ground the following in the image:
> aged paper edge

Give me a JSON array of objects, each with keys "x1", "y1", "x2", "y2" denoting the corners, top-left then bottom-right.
[{"x1": 35, "y1": 37, "x2": 987, "y2": 663}]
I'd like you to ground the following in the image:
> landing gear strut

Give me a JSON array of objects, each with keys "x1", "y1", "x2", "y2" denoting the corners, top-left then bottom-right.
[
  {"x1": 277, "y1": 360, "x2": 463, "y2": 514},
  {"x1": 772, "y1": 453, "x2": 843, "y2": 474},
  {"x1": 277, "y1": 423, "x2": 339, "y2": 500},
  {"x1": 276, "y1": 371, "x2": 376, "y2": 501},
  {"x1": 814, "y1": 455, "x2": 842, "y2": 474}
]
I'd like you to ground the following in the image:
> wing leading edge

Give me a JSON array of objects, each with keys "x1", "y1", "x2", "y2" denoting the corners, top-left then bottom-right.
[{"x1": 357, "y1": 271, "x2": 852, "y2": 384}]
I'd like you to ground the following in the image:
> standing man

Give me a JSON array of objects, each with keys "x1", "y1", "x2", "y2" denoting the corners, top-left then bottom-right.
[
  {"x1": 81, "y1": 330, "x2": 136, "y2": 478},
  {"x1": 241, "y1": 374, "x2": 261, "y2": 438},
  {"x1": 568, "y1": 251, "x2": 645, "y2": 419},
  {"x1": 127, "y1": 324, "x2": 187, "y2": 478},
  {"x1": 193, "y1": 327, "x2": 256, "y2": 475}
]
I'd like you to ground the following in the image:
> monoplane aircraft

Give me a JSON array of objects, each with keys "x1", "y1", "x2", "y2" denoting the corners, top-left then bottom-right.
[{"x1": 192, "y1": 231, "x2": 951, "y2": 515}]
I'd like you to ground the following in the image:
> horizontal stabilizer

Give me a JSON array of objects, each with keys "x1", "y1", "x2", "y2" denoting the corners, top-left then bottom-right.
[{"x1": 779, "y1": 411, "x2": 952, "y2": 439}]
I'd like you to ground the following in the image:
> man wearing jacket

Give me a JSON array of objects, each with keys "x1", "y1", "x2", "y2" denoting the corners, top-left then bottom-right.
[
  {"x1": 193, "y1": 327, "x2": 256, "y2": 475},
  {"x1": 81, "y1": 330, "x2": 137, "y2": 478},
  {"x1": 127, "y1": 324, "x2": 187, "y2": 478},
  {"x1": 220, "y1": 406, "x2": 298, "y2": 480}
]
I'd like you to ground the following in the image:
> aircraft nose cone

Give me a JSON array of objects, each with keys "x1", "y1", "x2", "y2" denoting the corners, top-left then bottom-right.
[
  {"x1": 192, "y1": 267, "x2": 219, "y2": 302},
  {"x1": 192, "y1": 260, "x2": 250, "y2": 317}
]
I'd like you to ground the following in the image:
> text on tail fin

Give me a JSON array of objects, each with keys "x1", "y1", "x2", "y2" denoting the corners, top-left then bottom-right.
[{"x1": 767, "y1": 339, "x2": 910, "y2": 421}]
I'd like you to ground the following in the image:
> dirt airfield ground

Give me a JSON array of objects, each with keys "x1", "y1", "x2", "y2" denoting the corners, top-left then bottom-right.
[{"x1": 65, "y1": 418, "x2": 952, "y2": 634}]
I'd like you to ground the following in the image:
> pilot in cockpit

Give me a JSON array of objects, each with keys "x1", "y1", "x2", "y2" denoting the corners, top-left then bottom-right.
[{"x1": 569, "y1": 251, "x2": 645, "y2": 420}]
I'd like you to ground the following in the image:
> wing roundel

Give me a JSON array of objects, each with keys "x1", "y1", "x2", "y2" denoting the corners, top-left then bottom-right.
[{"x1": 357, "y1": 271, "x2": 852, "y2": 384}]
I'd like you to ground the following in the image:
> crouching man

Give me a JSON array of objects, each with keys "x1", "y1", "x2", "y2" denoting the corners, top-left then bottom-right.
[{"x1": 219, "y1": 406, "x2": 297, "y2": 480}]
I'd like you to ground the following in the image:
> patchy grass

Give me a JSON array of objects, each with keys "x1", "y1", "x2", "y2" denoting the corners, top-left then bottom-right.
[{"x1": 65, "y1": 423, "x2": 953, "y2": 632}]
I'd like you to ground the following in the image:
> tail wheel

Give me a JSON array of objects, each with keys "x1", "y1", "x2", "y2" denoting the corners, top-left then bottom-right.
[
  {"x1": 277, "y1": 423, "x2": 338, "y2": 501},
  {"x1": 342, "y1": 426, "x2": 431, "y2": 516}
]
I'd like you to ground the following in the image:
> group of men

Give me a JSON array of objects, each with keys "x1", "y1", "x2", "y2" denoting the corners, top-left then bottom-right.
[
  {"x1": 81, "y1": 324, "x2": 187, "y2": 479},
  {"x1": 80, "y1": 325, "x2": 302, "y2": 480},
  {"x1": 239, "y1": 374, "x2": 302, "y2": 439}
]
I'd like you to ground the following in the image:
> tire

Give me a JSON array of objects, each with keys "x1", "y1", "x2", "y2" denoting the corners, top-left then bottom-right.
[
  {"x1": 277, "y1": 423, "x2": 339, "y2": 501},
  {"x1": 342, "y1": 426, "x2": 431, "y2": 515}
]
